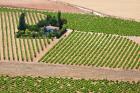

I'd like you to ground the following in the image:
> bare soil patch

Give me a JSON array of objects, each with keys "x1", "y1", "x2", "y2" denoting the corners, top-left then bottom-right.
[
  {"x1": 127, "y1": 36, "x2": 140, "y2": 45},
  {"x1": 0, "y1": 0, "x2": 83, "y2": 13},
  {"x1": 57, "y1": 0, "x2": 140, "y2": 21},
  {"x1": 0, "y1": 62, "x2": 140, "y2": 82}
]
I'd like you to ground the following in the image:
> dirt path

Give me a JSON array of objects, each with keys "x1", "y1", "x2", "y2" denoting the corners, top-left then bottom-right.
[{"x1": 0, "y1": 62, "x2": 139, "y2": 82}]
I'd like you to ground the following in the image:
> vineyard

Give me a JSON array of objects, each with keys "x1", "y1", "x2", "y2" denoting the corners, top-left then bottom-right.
[
  {"x1": 0, "y1": 76, "x2": 139, "y2": 93},
  {"x1": 45, "y1": 12, "x2": 140, "y2": 36},
  {"x1": 0, "y1": 7, "x2": 52, "y2": 62},
  {"x1": 0, "y1": 6, "x2": 140, "y2": 93},
  {"x1": 41, "y1": 31, "x2": 140, "y2": 69},
  {"x1": 0, "y1": 7, "x2": 140, "y2": 69}
]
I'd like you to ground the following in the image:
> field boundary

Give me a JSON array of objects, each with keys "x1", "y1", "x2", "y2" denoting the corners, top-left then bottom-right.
[
  {"x1": 34, "y1": 29, "x2": 73, "y2": 62},
  {"x1": 0, "y1": 62, "x2": 140, "y2": 82}
]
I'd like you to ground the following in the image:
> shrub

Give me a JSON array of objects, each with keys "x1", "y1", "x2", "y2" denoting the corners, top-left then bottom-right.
[
  {"x1": 27, "y1": 25, "x2": 40, "y2": 32},
  {"x1": 37, "y1": 20, "x2": 47, "y2": 27},
  {"x1": 31, "y1": 32, "x2": 39, "y2": 38},
  {"x1": 55, "y1": 31, "x2": 61, "y2": 38},
  {"x1": 15, "y1": 31, "x2": 25, "y2": 38}
]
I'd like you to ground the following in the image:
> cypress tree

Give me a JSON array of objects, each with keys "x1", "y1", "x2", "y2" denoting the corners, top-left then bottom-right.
[
  {"x1": 57, "y1": 11, "x2": 62, "y2": 29},
  {"x1": 18, "y1": 13, "x2": 26, "y2": 32}
]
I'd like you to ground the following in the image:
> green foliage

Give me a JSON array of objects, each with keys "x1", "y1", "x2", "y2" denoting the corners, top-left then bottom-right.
[
  {"x1": 50, "y1": 16, "x2": 57, "y2": 26},
  {"x1": 41, "y1": 31, "x2": 140, "y2": 69},
  {"x1": 27, "y1": 25, "x2": 40, "y2": 32},
  {"x1": 44, "y1": 12, "x2": 140, "y2": 36},
  {"x1": 37, "y1": 19, "x2": 47, "y2": 27},
  {"x1": 18, "y1": 13, "x2": 27, "y2": 31},
  {"x1": 57, "y1": 11, "x2": 62, "y2": 28},
  {"x1": 31, "y1": 32, "x2": 39, "y2": 38},
  {"x1": 15, "y1": 31, "x2": 25, "y2": 38},
  {"x1": 17, "y1": 11, "x2": 67, "y2": 38},
  {"x1": 0, "y1": 76, "x2": 139, "y2": 93}
]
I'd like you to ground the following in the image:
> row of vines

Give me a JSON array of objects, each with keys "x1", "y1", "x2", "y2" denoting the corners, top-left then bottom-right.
[
  {"x1": 0, "y1": 8, "x2": 50, "y2": 62},
  {"x1": 41, "y1": 31, "x2": 140, "y2": 69},
  {"x1": 0, "y1": 76, "x2": 139, "y2": 93}
]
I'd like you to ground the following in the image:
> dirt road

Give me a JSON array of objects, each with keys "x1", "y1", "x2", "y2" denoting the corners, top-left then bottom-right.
[
  {"x1": 0, "y1": 62, "x2": 140, "y2": 82},
  {"x1": 57, "y1": 0, "x2": 140, "y2": 21}
]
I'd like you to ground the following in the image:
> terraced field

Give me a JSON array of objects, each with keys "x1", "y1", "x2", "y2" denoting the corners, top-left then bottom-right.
[
  {"x1": 40, "y1": 31, "x2": 140, "y2": 69},
  {"x1": 0, "y1": 8, "x2": 51, "y2": 62}
]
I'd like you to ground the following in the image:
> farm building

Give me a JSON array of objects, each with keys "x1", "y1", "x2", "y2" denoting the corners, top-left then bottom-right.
[{"x1": 45, "y1": 25, "x2": 59, "y2": 33}]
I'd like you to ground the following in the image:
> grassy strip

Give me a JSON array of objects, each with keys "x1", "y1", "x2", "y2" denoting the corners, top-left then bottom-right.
[
  {"x1": 12, "y1": 11, "x2": 20, "y2": 61},
  {"x1": 7, "y1": 12, "x2": 15, "y2": 60},
  {"x1": 27, "y1": 38, "x2": 33, "y2": 61},
  {"x1": 19, "y1": 39, "x2": 24, "y2": 61},
  {"x1": 31, "y1": 39, "x2": 37, "y2": 57},
  {"x1": 4, "y1": 12, "x2": 10, "y2": 60},
  {"x1": 23, "y1": 38, "x2": 29, "y2": 62},
  {"x1": 0, "y1": 13, "x2": 6, "y2": 60}
]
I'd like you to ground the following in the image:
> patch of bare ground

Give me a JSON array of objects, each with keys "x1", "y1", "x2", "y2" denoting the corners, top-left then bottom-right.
[
  {"x1": 0, "y1": 62, "x2": 140, "y2": 82},
  {"x1": 57, "y1": 0, "x2": 140, "y2": 21},
  {"x1": 0, "y1": 0, "x2": 84, "y2": 13},
  {"x1": 126, "y1": 36, "x2": 140, "y2": 45}
]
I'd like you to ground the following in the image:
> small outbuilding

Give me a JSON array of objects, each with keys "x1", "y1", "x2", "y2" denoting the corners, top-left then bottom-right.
[{"x1": 45, "y1": 26, "x2": 59, "y2": 33}]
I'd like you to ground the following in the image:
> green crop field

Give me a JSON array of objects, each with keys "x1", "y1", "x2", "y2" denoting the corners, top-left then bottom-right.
[
  {"x1": 0, "y1": 7, "x2": 139, "y2": 68},
  {"x1": 0, "y1": 6, "x2": 140, "y2": 93},
  {"x1": 0, "y1": 76, "x2": 139, "y2": 93},
  {"x1": 40, "y1": 31, "x2": 140, "y2": 69},
  {"x1": 45, "y1": 12, "x2": 140, "y2": 36}
]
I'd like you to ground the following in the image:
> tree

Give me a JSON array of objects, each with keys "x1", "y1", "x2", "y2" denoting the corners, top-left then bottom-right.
[
  {"x1": 18, "y1": 13, "x2": 26, "y2": 32},
  {"x1": 57, "y1": 11, "x2": 63, "y2": 29},
  {"x1": 50, "y1": 16, "x2": 57, "y2": 26},
  {"x1": 37, "y1": 20, "x2": 47, "y2": 27}
]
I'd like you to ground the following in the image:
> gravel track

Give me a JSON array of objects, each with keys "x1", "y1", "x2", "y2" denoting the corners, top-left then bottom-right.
[{"x1": 0, "y1": 62, "x2": 139, "y2": 82}]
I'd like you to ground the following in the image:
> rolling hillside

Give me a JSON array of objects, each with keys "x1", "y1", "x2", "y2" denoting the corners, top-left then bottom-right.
[{"x1": 40, "y1": 31, "x2": 140, "y2": 69}]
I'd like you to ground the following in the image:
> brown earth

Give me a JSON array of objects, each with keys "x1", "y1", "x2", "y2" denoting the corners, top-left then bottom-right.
[
  {"x1": 127, "y1": 36, "x2": 140, "y2": 45},
  {"x1": 0, "y1": 62, "x2": 140, "y2": 82},
  {"x1": 0, "y1": 0, "x2": 84, "y2": 13},
  {"x1": 57, "y1": 0, "x2": 140, "y2": 21}
]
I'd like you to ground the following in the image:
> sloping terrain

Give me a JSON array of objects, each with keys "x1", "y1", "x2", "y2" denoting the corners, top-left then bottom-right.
[{"x1": 40, "y1": 31, "x2": 140, "y2": 69}]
